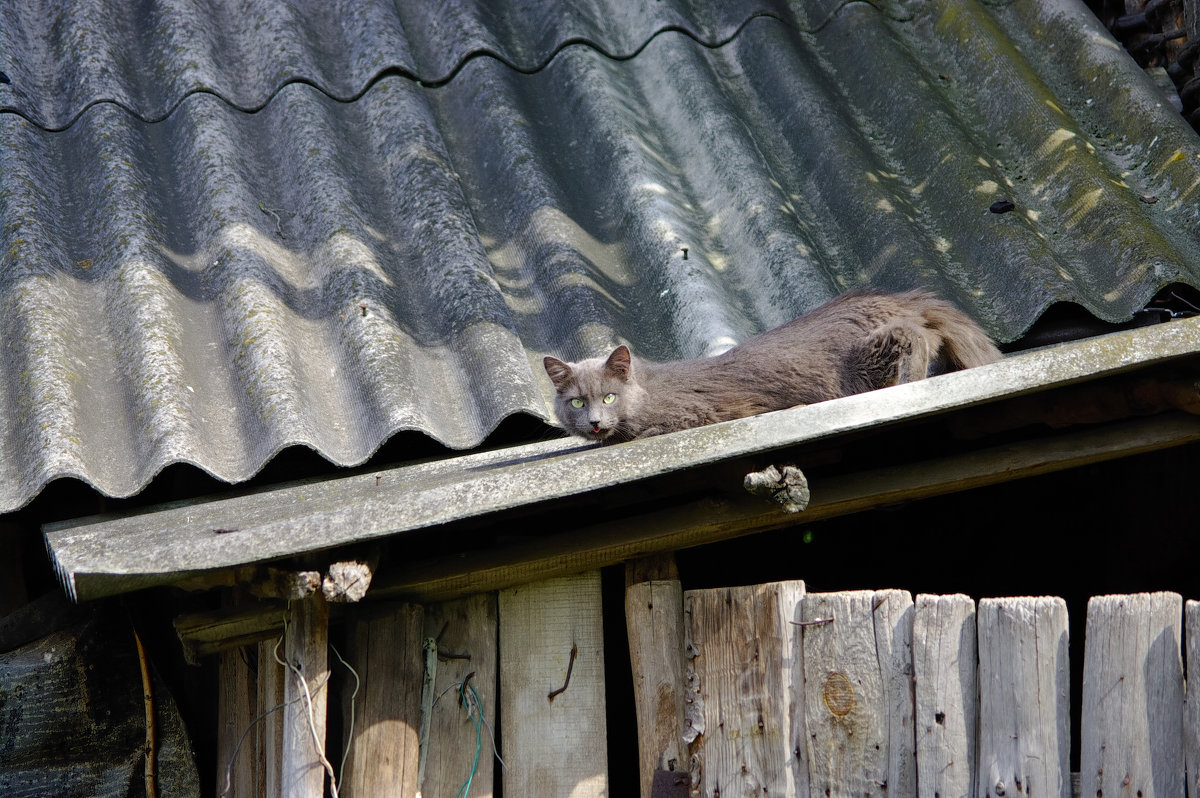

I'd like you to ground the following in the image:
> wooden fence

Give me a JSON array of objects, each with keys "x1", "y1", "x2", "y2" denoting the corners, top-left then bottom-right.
[{"x1": 216, "y1": 574, "x2": 1197, "y2": 798}]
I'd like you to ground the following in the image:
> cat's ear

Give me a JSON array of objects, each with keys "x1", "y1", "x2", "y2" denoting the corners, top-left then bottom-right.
[
  {"x1": 604, "y1": 345, "x2": 633, "y2": 380},
  {"x1": 543, "y1": 356, "x2": 574, "y2": 390}
]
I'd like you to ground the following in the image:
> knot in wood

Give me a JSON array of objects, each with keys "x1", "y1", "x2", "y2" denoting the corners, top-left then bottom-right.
[
  {"x1": 822, "y1": 671, "x2": 855, "y2": 716},
  {"x1": 743, "y1": 464, "x2": 810, "y2": 513}
]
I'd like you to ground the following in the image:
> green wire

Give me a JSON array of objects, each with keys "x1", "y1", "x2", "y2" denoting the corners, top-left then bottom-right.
[{"x1": 455, "y1": 683, "x2": 484, "y2": 798}]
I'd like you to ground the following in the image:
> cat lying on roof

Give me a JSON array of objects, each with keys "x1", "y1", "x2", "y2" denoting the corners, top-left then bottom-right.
[{"x1": 544, "y1": 290, "x2": 1000, "y2": 443}]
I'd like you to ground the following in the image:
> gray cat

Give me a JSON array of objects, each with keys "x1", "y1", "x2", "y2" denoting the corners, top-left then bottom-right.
[{"x1": 544, "y1": 290, "x2": 1001, "y2": 442}]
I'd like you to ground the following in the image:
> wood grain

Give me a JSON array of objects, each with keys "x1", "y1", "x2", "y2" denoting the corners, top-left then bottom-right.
[
  {"x1": 913, "y1": 594, "x2": 976, "y2": 798},
  {"x1": 499, "y1": 571, "x2": 608, "y2": 798},
  {"x1": 1080, "y1": 592, "x2": 1183, "y2": 798},
  {"x1": 684, "y1": 580, "x2": 807, "y2": 798},
  {"x1": 627, "y1": 578, "x2": 687, "y2": 798},
  {"x1": 977, "y1": 597, "x2": 1070, "y2": 798}
]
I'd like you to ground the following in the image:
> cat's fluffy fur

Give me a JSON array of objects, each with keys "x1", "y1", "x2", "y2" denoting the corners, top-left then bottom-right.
[{"x1": 543, "y1": 290, "x2": 1001, "y2": 442}]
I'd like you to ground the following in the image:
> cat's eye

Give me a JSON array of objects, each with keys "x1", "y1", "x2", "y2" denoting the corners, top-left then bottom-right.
[
  {"x1": 570, "y1": 398, "x2": 585, "y2": 409},
  {"x1": 603, "y1": 393, "x2": 616, "y2": 404}
]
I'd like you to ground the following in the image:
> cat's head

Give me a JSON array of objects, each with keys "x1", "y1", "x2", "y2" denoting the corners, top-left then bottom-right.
[{"x1": 544, "y1": 345, "x2": 643, "y2": 442}]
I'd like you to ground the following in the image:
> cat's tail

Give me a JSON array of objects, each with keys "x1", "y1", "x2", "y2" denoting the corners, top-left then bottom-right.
[{"x1": 919, "y1": 294, "x2": 1003, "y2": 369}]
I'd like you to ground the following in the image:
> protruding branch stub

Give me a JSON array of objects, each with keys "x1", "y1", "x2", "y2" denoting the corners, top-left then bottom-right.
[{"x1": 743, "y1": 464, "x2": 810, "y2": 513}]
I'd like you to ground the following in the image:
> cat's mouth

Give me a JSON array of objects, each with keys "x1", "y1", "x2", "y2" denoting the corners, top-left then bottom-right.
[{"x1": 588, "y1": 425, "x2": 611, "y2": 440}]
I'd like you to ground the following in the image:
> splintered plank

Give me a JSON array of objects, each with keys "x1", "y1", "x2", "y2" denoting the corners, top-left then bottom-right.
[
  {"x1": 1185, "y1": 601, "x2": 1200, "y2": 798},
  {"x1": 683, "y1": 580, "x2": 808, "y2": 798},
  {"x1": 420, "y1": 594, "x2": 498, "y2": 798},
  {"x1": 801, "y1": 590, "x2": 915, "y2": 798},
  {"x1": 342, "y1": 603, "x2": 424, "y2": 798},
  {"x1": 499, "y1": 571, "x2": 608, "y2": 797},
  {"x1": 977, "y1": 597, "x2": 1070, "y2": 798},
  {"x1": 1080, "y1": 593, "x2": 1184, "y2": 798},
  {"x1": 626, "y1": 577, "x2": 687, "y2": 798},
  {"x1": 913, "y1": 594, "x2": 977, "y2": 798}
]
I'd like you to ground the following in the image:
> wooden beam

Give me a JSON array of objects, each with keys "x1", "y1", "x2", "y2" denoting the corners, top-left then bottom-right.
[
  {"x1": 375, "y1": 413, "x2": 1200, "y2": 602},
  {"x1": 174, "y1": 413, "x2": 1200, "y2": 657}
]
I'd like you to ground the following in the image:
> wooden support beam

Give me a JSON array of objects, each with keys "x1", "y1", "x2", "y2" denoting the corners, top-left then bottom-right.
[
  {"x1": 375, "y1": 413, "x2": 1200, "y2": 603},
  {"x1": 500, "y1": 571, "x2": 608, "y2": 797},
  {"x1": 174, "y1": 413, "x2": 1200, "y2": 657},
  {"x1": 626, "y1": 555, "x2": 687, "y2": 798}
]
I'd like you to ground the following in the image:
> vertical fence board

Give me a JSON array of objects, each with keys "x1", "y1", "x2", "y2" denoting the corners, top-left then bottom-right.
[
  {"x1": 500, "y1": 571, "x2": 608, "y2": 798},
  {"x1": 1185, "y1": 601, "x2": 1200, "y2": 798},
  {"x1": 977, "y1": 597, "x2": 1070, "y2": 798},
  {"x1": 627, "y1": 578, "x2": 687, "y2": 798},
  {"x1": 913, "y1": 594, "x2": 977, "y2": 798},
  {"x1": 258, "y1": 637, "x2": 285, "y2": 798},
  {"x1": 1081, "y1": 592, "x2": 1183, "y2": 798},
  {"x1": 800, "y1": 589, "x2": 913, "y2": 798},
  {"x1": 281, "y1": 595, "x2": 331, "y2": 797},
  {"x1": 216, "y1": 645, "x2": 257, "y2": 797},
  {"x1": 684, "y1": 580, "x2": 807, "y2": 798},
  {"x1": 421, "y1": 594, "x2": 498, "y2": 798},
  {"x1": 343, "y1": 603, "x2": 424, "y2": 798}
]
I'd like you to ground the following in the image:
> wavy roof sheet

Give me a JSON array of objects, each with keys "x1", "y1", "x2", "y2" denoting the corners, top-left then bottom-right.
[{"x1": 2, "y1": 0, "x2": 1200, "y2": 512}]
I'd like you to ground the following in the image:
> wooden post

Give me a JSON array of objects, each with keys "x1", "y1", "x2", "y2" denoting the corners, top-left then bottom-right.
[
  {"x1": 1080, "y1": 592, "x2": 1183, "y2": 798},
  {"x1": 626, "y1": 556, "x2": 687, "y2": 798},
  {"x1": 800, "y1": 590, "x2": 914, "y2": 798},
  {"x1": 913, "y1": 594, "x2": 977, "y2": 798},
  {"x1": 684, "y1": 580, "x2": 807, "y2": 798},
  {"x1": 977, "y1": 597, "x2": 1070, "y2": 798},
  {"x1": 420, "y1": 594, "x2": 498, "y2": 798},
  {"x1": 259, "y1": 635, "x2": 286, "y2": 798},
  {"x1": 342, "y1": 602, "x2": 424, "y2": 798},
  {"x1": 1185, "y1": 601, "x2": 1200, "y2": 798},
  {"x1": 216, "y1": 645, "x2": 257, "y2": 797},
  {"x1": 281, "y1": 595, "x2": 331, "y2": 797},
  {"x1": 499, "y1": 571, "x2": 608, "y2": 797}
]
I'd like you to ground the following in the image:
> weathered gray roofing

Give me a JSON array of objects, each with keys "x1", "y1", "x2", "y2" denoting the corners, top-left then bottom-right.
[{"x1": 3, "y1": 0, "x2": 1200, "y2": 512}]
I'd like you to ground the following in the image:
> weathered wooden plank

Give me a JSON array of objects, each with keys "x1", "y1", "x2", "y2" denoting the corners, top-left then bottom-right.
[
  {"x1": 1185, "y1": 601, "x2": 1200, "y2": 798},
  {"x1": 684, "y1": 580, "x2": 808, "y2": 798},
  {"x1": 913, "y1": 594, "x2": 976, "y2": 798},
  {"x1": 1080, "y1": 593, "x2": 1183, "y2": 798},
  {"x1": 420, "y1": 594, "x2": 498, "y2": 798},
  {"x1": 258, "y1": 637, "x2": 285, "y2": 798},
  {"x1": 977, "y1": 597, "x2": 1070, "y2": 798},
  {"x1": 342, "y1": 603, "x2": 424, "y2": 798},
  {"x1": 216, "y1": 646, "x2": 257, "y2": 797},
  {"x1": 281, "y1": 595, "x2": 331, "y2": 797},
  {"x1": 499, "y1": 571, "x2": 608, "y2": 797},
  {"x1": 800, "y1": 590, "x2": 913, "y2": 798},
  {"x1": 376, "y1": 414, "x2": 1200, "y2": 604},
  {"x1": 627, "y1": 577, "x2": 687, "y2": 798}
]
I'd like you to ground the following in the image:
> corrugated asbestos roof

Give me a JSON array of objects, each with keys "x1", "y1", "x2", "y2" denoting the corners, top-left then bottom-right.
[{"x1": 3, "y1": 0, "x2": 1200, "y2": 512}]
